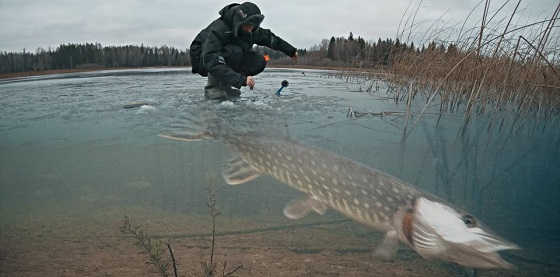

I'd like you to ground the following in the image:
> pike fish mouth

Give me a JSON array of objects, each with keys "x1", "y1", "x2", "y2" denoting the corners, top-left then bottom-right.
[
  {"x1": 409, "y1": 197, "x2": 519, "y2": 269},
  {"x1": 444, "y1": 227, "x2": 520, "y2": 269}
]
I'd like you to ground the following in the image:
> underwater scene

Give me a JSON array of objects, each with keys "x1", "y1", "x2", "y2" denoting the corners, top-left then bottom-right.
[{"x1": 1, "y1": 68, "x2": 559, "y2": 276}]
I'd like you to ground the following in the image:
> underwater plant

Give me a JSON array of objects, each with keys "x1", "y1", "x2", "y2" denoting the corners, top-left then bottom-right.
[
  {"x1": 200, "y1": 175, "x2": 243, "y2": 277},
  {"x1": 120, "y1": 215, "x2": 177, "y2": 277}
]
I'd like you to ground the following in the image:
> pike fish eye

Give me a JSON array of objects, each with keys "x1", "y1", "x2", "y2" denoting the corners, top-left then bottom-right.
[{"x1": 462, "y1": 214, "x2": 476, "y2": 227}]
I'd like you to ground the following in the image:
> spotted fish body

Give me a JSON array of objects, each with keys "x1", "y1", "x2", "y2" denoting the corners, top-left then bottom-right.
[
  {"x1": 226, "y1": 134, "x2": 420, "y2": 231},
  {"x1": 161, "y1": 129, "x2": 519, "y2": 269}
]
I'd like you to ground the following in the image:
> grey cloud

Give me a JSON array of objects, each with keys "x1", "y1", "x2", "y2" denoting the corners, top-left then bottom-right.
[{"x1": 0, "y1": 0, "x2": 556, "y2": 52}]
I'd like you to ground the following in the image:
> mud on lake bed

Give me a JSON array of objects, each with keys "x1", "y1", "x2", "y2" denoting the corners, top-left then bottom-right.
[{"x1": 0, "y1": 204, "x2": 557, "y2": 277}]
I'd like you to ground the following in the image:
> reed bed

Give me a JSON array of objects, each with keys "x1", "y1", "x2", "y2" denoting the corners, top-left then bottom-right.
[{"x1": 349, "y1": 0, "x2": 560, "y2": 120}]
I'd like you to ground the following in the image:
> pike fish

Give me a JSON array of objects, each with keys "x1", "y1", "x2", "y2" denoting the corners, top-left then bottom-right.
[{"x1": 160, "y1": 122, "x2": 519, "y2": 269}]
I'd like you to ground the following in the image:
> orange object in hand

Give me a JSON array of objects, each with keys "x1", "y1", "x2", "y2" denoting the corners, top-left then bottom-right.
[{"x1": 264, "y1": 54, "x2": 270, "y2": 62}]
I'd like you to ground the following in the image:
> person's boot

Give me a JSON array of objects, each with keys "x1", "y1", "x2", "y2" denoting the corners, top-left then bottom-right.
[
  {"x1": 204, "y1": 74, "x2": 227, "y2": 100},
  {"x1": 204, "y1": 74, "x2": 242, "y2": 100},
  {"x1": 225, "y1": 87, "x2": 241, "y2": 98}
]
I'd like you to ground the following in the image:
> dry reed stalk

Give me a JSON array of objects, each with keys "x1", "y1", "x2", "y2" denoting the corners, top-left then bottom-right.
[
  {"x1": 493, "y1": 0, "x2": 521, "y2": 58},
  {"x1": 520, "y1": 36, "x2": 559, "y2": 78},
  {"x1": 477, "y1": 0, "x2": 491, "y2": 57},
  {"x1": 534, "y1": 3, "x2": 560, "y2": 63},
  {"x1": 339, "y1": 1, "x2": 560, "y2": 132},
  {"x1": 402, "y1": 81, "x2": 414, "y2": 139}
]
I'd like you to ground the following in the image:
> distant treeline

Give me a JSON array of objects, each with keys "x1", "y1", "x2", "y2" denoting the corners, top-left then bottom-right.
[
  {"x1": 268, "y1": 32, "x2": 441, "y2": 68},
  {"x1": 0, "y1": 43, "x2": 190, "y2": 74},
  {"x1": 1, "y1": 35, "x2": 452, "y2": 74}
]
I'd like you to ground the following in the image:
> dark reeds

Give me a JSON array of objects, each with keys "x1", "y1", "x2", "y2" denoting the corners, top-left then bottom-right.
[
  {"x1": 332, "y1": 0, "x2": 559, "y2": 132},
  {"x1": 388, "y1": 0, "x2": 560, "y2": 119}
]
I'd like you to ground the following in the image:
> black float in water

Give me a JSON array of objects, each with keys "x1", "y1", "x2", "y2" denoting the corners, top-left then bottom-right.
[{"x1": 276, "y1": 80, "x2": 289, "y2": 96}]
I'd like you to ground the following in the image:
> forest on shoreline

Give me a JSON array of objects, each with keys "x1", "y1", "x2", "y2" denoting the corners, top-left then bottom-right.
[
  {"x1": 0, "y1": 33, "x2": 422, "y2": 76},
  {"x1": 0, "y1": 43, "x2": 190, "y2": 75}
]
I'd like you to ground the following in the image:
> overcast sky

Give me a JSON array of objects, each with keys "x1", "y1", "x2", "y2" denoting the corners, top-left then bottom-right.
[{"x1": 0, "y1": 0, "x2": 556, "y2": 52}]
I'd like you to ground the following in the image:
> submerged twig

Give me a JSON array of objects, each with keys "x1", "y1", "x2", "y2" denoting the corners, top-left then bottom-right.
[
  {"x1": 202, "y1": 174, "x2": 243, "y2": 277},
  {"x1": 167, "y1": 243, "x2": 178, "y2": 277},
  {"x1": 346, "y1": 106, "x2": 405, "y2": 119},
  {"x1": 223, "y1": 264, "x2": 243, "y2": 277}
]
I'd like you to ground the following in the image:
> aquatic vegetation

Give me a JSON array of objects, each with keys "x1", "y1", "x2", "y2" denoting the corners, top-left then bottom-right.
[
  {"x1": 200, "y1": 175, "x2": 243, "y2": 277},
  {"x1": 336, "y1": 0, "x2": 559, "y2": 123},
  {"x1": 120, "y1": 215, "x2": 176, "y2": 277}
]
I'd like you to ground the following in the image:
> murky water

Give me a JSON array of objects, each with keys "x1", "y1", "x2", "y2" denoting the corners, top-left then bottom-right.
[{"x1": 1, "y1": 68, "x2": 559, "y2": 276}]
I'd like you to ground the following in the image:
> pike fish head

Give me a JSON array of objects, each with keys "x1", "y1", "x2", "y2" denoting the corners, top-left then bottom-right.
[{"x1": 402, "y1": 197, "x2": 519, "y2": 269}]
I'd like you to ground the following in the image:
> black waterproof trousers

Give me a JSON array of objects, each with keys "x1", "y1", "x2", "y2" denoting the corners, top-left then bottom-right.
[{"x1": 204, "y1": 45, "x2": 266, "y2": 100}]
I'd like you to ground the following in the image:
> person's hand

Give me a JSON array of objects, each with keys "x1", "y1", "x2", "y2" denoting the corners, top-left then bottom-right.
[{"x1": 246, "y1": 76, "x2": 255, "y2": 90}]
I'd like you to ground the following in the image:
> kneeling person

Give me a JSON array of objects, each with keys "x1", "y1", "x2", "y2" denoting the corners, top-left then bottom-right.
[{"x1": 190, "y1": 2, "x2": 297, "y2": 99}]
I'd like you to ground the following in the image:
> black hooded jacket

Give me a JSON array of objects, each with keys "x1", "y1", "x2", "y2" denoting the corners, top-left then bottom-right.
[{"x1": 190, "y1": 2, "x2": 297, "y2": 88}]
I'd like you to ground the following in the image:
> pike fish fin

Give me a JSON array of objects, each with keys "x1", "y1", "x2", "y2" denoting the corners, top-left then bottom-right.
[
  {"x1": 310, "y1": 198, "x2": 328, "y2": 215},
  {"x1": 222, "y1": 156, "x2": 261, "y2": 185},
  {"x1": 374, "y1": 230, "x2": 399, "y2": 260},
  {"x1": 283, "y1": 197, "x2": 328, "y2": 220}
]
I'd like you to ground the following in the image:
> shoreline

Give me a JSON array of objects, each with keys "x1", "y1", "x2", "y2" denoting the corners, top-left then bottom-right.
[
  {"x1": 268, "y1": 64, "x2": 387, "y2": 73},
  {"x1": 0, "y1": 66, "x2": 173, "y2": 80},
  {"x1": 0, "y1": 64, "x2": 385, "y2": 80}
]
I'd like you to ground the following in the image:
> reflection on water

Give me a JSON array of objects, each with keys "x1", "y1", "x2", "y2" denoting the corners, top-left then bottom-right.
[{"x1": 1, "y1": 68, "x2": 559, "y2": 276}]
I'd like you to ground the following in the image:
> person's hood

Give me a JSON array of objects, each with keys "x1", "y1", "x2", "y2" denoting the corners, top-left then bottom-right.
[{"x1": 219, "y1": 2, "x2": 265, "y2": 37}]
